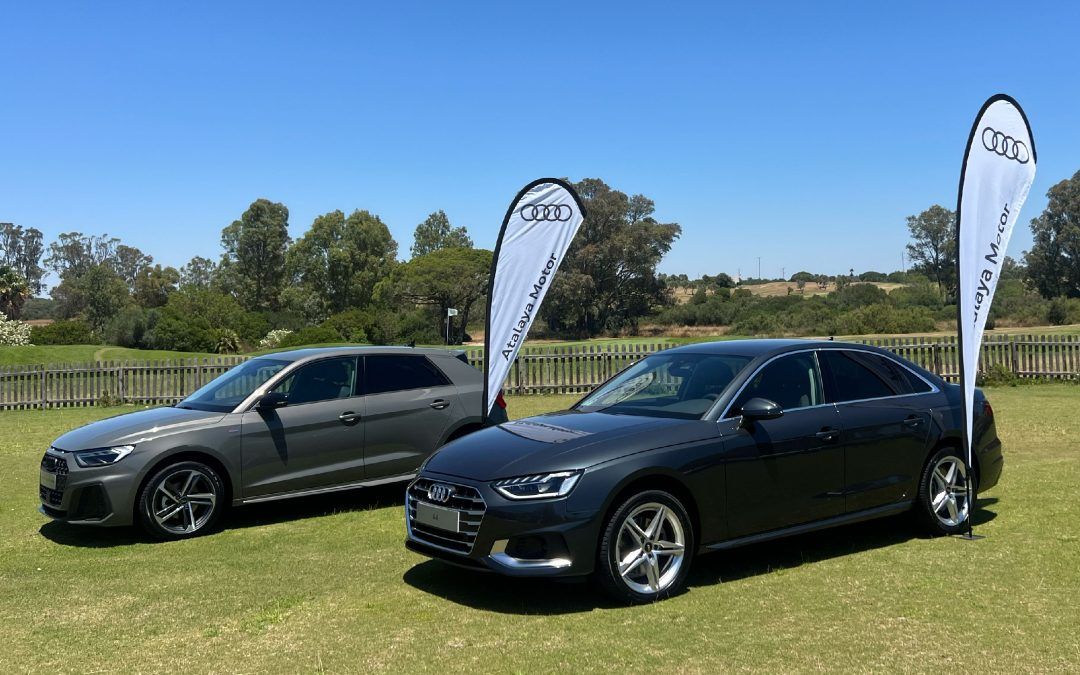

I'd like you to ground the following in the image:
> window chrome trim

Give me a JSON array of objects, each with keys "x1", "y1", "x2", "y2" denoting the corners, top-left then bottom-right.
[{"x1": 717, "y1": 347, "x2": 940, "y2": 420}]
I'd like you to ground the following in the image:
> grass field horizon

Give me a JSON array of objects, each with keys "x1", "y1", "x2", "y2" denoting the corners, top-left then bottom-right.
[
  {"x1": 1, "y1": 388, "x2": 1077, "y2": 672},
  {"x1": 4, "y1": 322, "x2": 1080, "y2": 368}
]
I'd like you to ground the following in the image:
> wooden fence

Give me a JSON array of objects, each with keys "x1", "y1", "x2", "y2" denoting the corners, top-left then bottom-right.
[{"x1": 2, "y1": 335, "x2": 1078, "y2": 410}]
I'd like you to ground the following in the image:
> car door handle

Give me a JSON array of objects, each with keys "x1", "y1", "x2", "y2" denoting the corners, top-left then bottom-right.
[
  {"x1": 903, "y1": 416, "x2": 924, "y2": 428},
  {"x1": 429, "y1": 399, "x2": 450, "y2": 410},
  {"x1": 338, "y1": 411, "x2": 362, "y2": 425},
  {"x1": 815, "y1": 427, "x2": 840, "y2": 442}
]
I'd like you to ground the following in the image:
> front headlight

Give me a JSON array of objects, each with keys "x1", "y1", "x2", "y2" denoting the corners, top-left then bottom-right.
[
  {"x1": 73, "y1": 445, "x2": 135, "y2": 468},
  {"x1": 492, "y1": 471, "x2": 582, "y2": 500}
]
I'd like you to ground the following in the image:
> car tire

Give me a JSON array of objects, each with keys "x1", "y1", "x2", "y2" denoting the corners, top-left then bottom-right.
[
  {"x1": 596, "y1": 489, "x2": 695, "y2": 604},
  {"x1": 915, "y1": 447, "x2": 976, "y2": 536},
  {"x1": 136, "y1": 460, "x2": 226, "y2": 539}
]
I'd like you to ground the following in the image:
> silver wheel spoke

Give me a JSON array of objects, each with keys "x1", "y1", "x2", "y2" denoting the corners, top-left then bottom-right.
[
  {"x1": 185, "y1": 503, "x2": 196, "y2": 532},
  {"x1": 944, "y1": 462, "x2": 957, "y2": 485},
  {"x1": 644, "y1": 554, "x2": 660, "y2": 592},
  {"x1": 931, "y1": 491, "x2": 948, "y2": 512},
  {"x1": 652, "y1": 540, "x2": 684, "y2": 556},
  {"x1": 646, "y1": 506, "x2": 666, "y2": 539},
  {"x1": 156, "y1": 503, "x2": 184, "y2": 521},
  {"x1": 946, "y1": 496, "x2": 958, "y2": 521},
  {"x1": 619, "y1": 552, "x2": 647, "y2": 578},
  {"x1": 626, "y1": 519, "x2": 648, "y2": 545}
]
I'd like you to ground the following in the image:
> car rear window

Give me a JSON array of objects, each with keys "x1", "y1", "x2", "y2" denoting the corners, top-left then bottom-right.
[{"x1": 364, "y1": 355, "x2": 451, "y2": 395}]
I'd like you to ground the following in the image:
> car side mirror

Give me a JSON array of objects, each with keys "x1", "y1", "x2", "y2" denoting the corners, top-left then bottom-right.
[
  {"x1": 740, "y1": 397, "x2": 783, "y2": 422},
  {"x1": 256, "y1": 391, "x2": 289, "y2": 411}
]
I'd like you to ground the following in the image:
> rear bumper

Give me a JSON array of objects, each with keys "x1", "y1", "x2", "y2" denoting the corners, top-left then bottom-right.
[{"x1": 977, "y1": 437, "x2": 1003, "y2": 493}]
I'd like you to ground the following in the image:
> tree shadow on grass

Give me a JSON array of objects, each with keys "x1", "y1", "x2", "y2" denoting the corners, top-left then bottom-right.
[
  {"x1": 403, "y1": 499, "x2": 998, "y2": 615},
  {"x1": 39, "y1": 481, "x2": 409, "y2": 548}
]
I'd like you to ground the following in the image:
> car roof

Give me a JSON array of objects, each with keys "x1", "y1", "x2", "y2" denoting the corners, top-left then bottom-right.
[
  {"x1": 252, "y1": 346, "x2": 466, "y2": 364},
  {"x1": 663, "y1": 338, "x2": 872, "y2": 358}
]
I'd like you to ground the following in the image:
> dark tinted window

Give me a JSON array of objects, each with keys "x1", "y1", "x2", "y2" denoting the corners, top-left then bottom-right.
[
  {"x1": 731, "y1": 353, "x2": 823, "y2": 414},
  {"x1": 855, "y1": 352, "x2": 933, "y2": 394},
  {"x1": 274, "y1": 357, "x2": 357, "y2": 405},
  {"x1": 365, "y1": 355, "x2": 450, "y2": 395},
  {"x1": 821, "y1": 350, "x2": 896, "y2": 402}
]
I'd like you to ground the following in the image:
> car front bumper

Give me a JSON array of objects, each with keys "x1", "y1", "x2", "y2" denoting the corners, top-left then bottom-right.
[
  {"x1": 404, "y1": 471, "x2": 601, "y2": 578},
  {"x1": 38, "y1": 449, "x2": 138, "y2": 527}
]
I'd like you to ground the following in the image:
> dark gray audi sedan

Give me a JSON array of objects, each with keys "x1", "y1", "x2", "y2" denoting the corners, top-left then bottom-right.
[{"x1": 39, "y1": 346, "x2": 507, "y2": 539}]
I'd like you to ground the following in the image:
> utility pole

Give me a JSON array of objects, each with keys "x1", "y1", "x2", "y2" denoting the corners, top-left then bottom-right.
[
  {"x1": 901, "y1": 250, "x2": 906, "y2": 273},
  {"x1": 757, "y1": 257, "x2": 761, "y2": 280},
  {"x1": 781, "y1": 266, "x2": 786, "y2": 281}
]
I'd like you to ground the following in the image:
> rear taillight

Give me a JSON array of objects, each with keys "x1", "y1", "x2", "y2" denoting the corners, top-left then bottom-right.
[
  {"x1": 495, "y1": 390, "x2": 507, "y2": 410},
  {"x1": 983, "y1": 399, "x2": 993, "y2": 418}
]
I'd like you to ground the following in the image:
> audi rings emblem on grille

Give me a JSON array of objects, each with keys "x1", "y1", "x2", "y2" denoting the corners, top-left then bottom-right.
[
  {"x1": 427, "y1": 483, "x2": 455, "y2": 503},
  {"x1": 981, "y1": 127, "x2": 1030, "y2": 164},
  {"x1": 520, "y1": 204, "x2": 574, "y2": 222}
]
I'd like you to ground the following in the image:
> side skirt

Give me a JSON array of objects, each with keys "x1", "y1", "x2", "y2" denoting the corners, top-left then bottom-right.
[
  {"x1": 240, "y1": 473, "x2": 416, "y2": 505},
  {"x1": 705, "y1": 501, "x2": 913, "y2": 552}
]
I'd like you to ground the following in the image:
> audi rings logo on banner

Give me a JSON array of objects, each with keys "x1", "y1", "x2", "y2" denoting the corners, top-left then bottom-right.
[
  {"x1": 520, "y1": 203, "x2": 574, "y2": 222},
  {"x1": 981, "y1": 127, "x2": 1030, "y2": 164}
]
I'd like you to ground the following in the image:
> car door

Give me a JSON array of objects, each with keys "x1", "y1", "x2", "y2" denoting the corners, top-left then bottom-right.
[
  {"x1": 818, "y1": 349, "x2": 933, "y2": 513},
  {"x1": 361, "y1": 354, "x2": 457, "y2": 479},
  {"x1": 239, "y1": 356, "x2": 365, "y2": 499},
  {"x1": 722, "y1": 351, "x2": 845, "y2": 538}
]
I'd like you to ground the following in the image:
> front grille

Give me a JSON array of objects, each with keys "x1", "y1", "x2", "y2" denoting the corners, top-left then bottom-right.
[
  {"x1": 407, "y1": 478, "x2": 486, "y2": 555},
  {"x1": 40, "y1": 452, "x2": 69, "y2": 507}
]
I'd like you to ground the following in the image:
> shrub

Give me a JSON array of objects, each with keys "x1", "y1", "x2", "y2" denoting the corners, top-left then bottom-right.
[
  {"x1": 323, "y1": 309, "x2": 370, "y2": 343},
  {"x1": 0, "y1": 312, "x2": 32, "y2": 346},
  {"x1": 978, "y1": 363, "x2": 1019, "y2": 387},
  {"x1": 277, "y1": 325, "x2": 344, "y2": 349},
  {"x1": 103, "y1": 307, "x2": 157, "y2": 348},
  {"x1": 211, "y1": 329, "x2": 241, "y2": 354},
  {"x1": 258, "y1": 329, "x2": 293, "y2": 350},
  {"x1": 1047, "y1": 297, "x2": 1070, "y2": 325},
  {"x1": 30, "y1": 319, "x2": 93, "y2": 345}
]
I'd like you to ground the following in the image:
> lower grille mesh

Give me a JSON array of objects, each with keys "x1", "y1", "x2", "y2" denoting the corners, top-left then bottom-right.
[{"x1": 40, "y1": 453, "x2": 69, "y2": 507}]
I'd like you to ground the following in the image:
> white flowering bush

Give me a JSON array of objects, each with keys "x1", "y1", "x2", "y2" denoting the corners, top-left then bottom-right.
[
  {"x1": 0, "y1": 312, "x2": 32, "y2": 346},
  {"x1": 258, "y1": 329, "x2": 293, "y2": 350}
]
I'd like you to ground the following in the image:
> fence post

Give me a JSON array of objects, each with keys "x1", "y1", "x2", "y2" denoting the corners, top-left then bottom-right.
[
  {"x1": 39, "y1": 365, "x2": 47, "y2": 410},
  {"x1": 931, "y1": 342, "x2": 943, "y2": 376},
  {"x1": 1010, "y1": 337, "x2": 1019, "y2": 376},
  {"x1": 117, "y1": 362, "x2": 126, "y2": 404}
]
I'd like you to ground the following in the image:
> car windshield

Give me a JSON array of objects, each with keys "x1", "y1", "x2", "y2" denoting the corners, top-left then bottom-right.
[
  {"x1": 176, "y1": 358, "x2": 291, "y2": 412},
  {"x1": 575, "y1": 352, "x2": 751, "y2": 419}
]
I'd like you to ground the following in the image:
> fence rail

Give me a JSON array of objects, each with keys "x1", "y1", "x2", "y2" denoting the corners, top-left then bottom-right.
[{"x1": 2, "y1": 335, "x2": 1078, "y2": 410}]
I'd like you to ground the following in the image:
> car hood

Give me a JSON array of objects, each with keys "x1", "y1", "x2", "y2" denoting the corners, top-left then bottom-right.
[
  {"x1": 423, "y1": 410, "x2": 718, "y2": 481},
  {"x1": 52, "y1": 406, "x2": 227, "y2": 451}
]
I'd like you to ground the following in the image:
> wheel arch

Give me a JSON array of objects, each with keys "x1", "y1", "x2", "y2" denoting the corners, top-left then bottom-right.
[
  {"x1": 599, "y1": 469, "x2": 702, "y2": 551},
  {"x1": 132, "y1": 447, "x2": 235, "y2": 523}
]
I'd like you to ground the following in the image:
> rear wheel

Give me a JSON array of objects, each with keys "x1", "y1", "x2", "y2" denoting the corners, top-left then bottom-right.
[
  {"x1": 916, "y1": 448, "x2": 974, "y2": 535},
  {"x1": 596, "y1": 490, "x2": 694, "y2": 604},
  {"x1": 137, "y1": 461, "x2": 225, "y2": 539}
]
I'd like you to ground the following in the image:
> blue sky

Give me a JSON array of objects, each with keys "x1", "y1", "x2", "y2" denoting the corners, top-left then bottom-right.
[{"x1": 2, "y1": 1, "x2": 1077, "y2": 284}]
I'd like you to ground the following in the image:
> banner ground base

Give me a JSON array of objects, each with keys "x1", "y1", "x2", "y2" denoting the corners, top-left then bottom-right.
[{"x1": 954, "y1": 533, "x2": 986, "y2": 541}]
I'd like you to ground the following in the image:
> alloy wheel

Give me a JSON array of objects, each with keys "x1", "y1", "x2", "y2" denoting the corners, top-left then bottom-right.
[
  {"x1": 929, "y1": 456, "x2": 970, "y2": 528},
  {"x1": 152, "y1": 469, "x2": 218, "y2": 535},
  {"x1": 614, "y1": 502, "x2": 687, "y2": 595}
]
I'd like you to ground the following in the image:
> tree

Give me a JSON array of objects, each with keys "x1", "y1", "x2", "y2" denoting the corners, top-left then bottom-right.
[
  {"x1": 0, "y1": 265, "x2": 30, "y2": 318},
  {"x1": 542, "y1": 179, "x2": 681, "y2": 336},
  {"x1": 905, "y1": 205, "x2": 956, "y2": 294},
  {"x1": 410, "y1": 210, "x2": 472, "y2": 258},
  {"x1": 0, "y1": 223, "x2": 45, "y2": 295},
  {"x1": 712, "y1": 272, "x2": 735, "y2": 289},
  {"x1": 386, "y1": 247, "x2": 492, "y2": 342},
  {"x1": 114, "y1": 244, "x2": 153, "y2": 291},
  {"x1": 179, "y1": 256, "x2": 219, "y2": 290},
  {"x1": 133, "y1": 265, "x2": 180, "y2": 308},
  {"x1": 51, "y1": 263, "x2": 130, "y2": 331},
  {"x1": 1026, "y1": 170, "x2": 1080, "y2": 298},
  {"x1": 44, "y1": 232, "x2": 120, "y2": 280},
  {"x1": 218, "y1": 199, "x2": 291, "y2": 311},
  {"x1": 285, "y1": 209, "x2": 399, "y2": 319}
]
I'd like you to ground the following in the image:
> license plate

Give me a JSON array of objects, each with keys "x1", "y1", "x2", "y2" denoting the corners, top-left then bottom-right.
[
  {"x1": 414, "y1": 501, "x2": 460, "y2": 533},
  {"x1": 40, "y1": 468, "x2": 56, "y2": 491}
]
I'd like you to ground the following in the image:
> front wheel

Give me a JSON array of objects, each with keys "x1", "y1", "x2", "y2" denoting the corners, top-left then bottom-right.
[
  {"x1": 596, "y1": 490, "x2": 695, "y2": 604},
  {"x1": 137, "y1": 461, "x2": 225, "y2": 539},
  {"x1": 916, "y1": 448, "x2": 974, "y2": 536}
]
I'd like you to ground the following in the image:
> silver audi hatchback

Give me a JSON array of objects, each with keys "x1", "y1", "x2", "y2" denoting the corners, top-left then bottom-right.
[{"x1": 38, "y1": 346, "x2": 507, "y2": 539}]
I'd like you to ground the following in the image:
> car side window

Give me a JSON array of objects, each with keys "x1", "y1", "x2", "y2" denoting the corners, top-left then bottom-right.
[
  {"x1": 274, "y1": 357, "x2": 358, "y2": 405},
  {"x1": 731, "y1": 353, "x2": 823, "y2": 415},
  {"x1": 364, "y1": 355, "x2": 451, "y2": 395},
  {"x1": 820, "y1": 350, "x2": 897, "y2": 402}
]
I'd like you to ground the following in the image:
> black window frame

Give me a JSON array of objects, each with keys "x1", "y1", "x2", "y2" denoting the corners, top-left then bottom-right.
[
  {"x1": 361, "y1": 354, "x2": 452, "y2": 396},
  {"x1": 727, "y1": 351, "x2": 826, "y2": 417},
  {"x1": 271, "y1": 355, "x2": 361, "y2": 407}
]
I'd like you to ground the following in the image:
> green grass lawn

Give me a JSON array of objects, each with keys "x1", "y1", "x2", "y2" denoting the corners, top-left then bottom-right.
[
  {"x1": 1, "y1": 388, "x2": 1078, "y2": 672},
  {"x1": 0, "y1": 344, "x2": 217, "y2": 367}
]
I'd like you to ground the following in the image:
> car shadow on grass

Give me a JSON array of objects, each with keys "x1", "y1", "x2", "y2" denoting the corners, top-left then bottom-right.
[
  {"x1": 403, "y1": 499, "x2": 998, "y2": 614},
  {"x1": 39, "y1": 482, "x2": 409, "y2": 548}
]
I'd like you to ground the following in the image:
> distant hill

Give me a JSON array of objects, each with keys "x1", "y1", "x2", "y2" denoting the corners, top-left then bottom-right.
[{"x1": 669, "y1": 281, "x2": 907, "y2": 303}]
